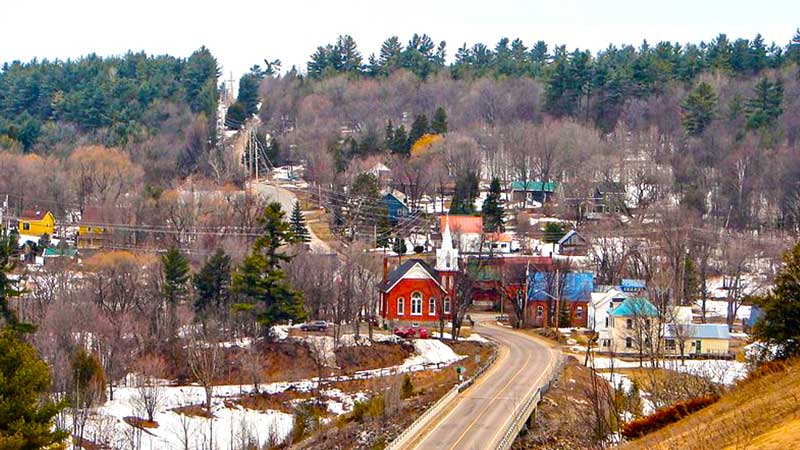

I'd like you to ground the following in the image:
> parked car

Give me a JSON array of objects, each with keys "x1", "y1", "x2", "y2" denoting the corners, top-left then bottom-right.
[
  {"x1": 394, "y1": 326, "x2": 416, "y2": 338},
  {"x1": 394, "y1": 326, "x2": 428, "y2": 339},
  {"x1": 300, "y1": 320, "x2": 329, "y2": 332}
]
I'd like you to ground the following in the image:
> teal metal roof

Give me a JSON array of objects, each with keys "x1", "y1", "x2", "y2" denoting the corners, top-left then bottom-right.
[
  {"x1": 42, "y1": 247, "x2": 78, "y2": 257},
  {"x1": 610, "y1": 298, "x2": 659, "y2": 317},
  {"x1": 510, "y1": 181, "x2": 557, "y2": 192}
]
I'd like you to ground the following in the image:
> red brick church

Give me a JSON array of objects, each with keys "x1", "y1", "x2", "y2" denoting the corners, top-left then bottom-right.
[{"x1": 380, "y1": 217, "x2": 460, "y2": 324}]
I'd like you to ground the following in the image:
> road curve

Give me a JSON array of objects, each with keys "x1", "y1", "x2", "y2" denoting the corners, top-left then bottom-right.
[{"x1": 408, "y1": 321, "x2": 559, "y2": 450}]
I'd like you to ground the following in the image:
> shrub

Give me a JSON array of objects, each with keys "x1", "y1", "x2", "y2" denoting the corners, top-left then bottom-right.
[
  {"x1": 621, "y1": 395, "x2": 720, "y2": 438},
  {"x1": 401, "y1": 375, "x2": 414, "y2": 399},
  {"x1": 351, "y1": 394, "x2": 385, "y2": 423}
]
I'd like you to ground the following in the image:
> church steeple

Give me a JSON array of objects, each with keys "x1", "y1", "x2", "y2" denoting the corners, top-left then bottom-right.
[{"x1": 436, "y1": 215, "x2": 459, "y2": 272}]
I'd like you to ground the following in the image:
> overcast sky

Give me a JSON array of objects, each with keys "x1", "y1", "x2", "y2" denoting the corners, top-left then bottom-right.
[{"x1": 2, "y1": 0, "x2": 797, "y2": 83}]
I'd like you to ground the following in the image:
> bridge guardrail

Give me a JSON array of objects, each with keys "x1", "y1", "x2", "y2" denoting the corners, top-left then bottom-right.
[
  {"x1": 495, "y1": 354, "x2": 565, "y2": 450},
  {"x1": 386, "y1": 341, "x2": 499, "y2": 450}
]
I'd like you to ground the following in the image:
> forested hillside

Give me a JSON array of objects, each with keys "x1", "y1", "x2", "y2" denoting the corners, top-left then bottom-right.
[
  {"x1": 0, "y1": 47, "x2": 219, "y2": 181},
  {"x1": 255, "y1": 31, "x2": 800, "y2": 231}
]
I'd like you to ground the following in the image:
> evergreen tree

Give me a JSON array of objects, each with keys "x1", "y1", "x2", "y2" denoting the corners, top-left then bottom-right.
[
  {"x1": 225, "y1": 101, "x2": 246, "y2": 130},
  {"x1": 232, "y1": 203, "x2": 306, "y2": 331},
  {"x1": 0, "y1": 329, "x2": 68, "y2": 448},
  {"x1": 384, "y1": 120, "x2": 395, "y2": 150},
  {"x1": 290, "y1": 201, "x2": 311, "y2": 243},
  {"x1": 450, "y1": 171, "x2": 480, "y2": 215},
  {"x1": 162, "y1": 247, "x2": 191, "y2": 307},
  {"x1": 392, "y1": 236, "x2": 407, "y2": 256},
  {"x1": 162, "y1": 246, "x2": 190, "y2": 338},
  {"x1": 378, "y1": 36, "x2": 404, "y2": 74},
  {"x1": 482, "y1": 177, "x2": 505, "y2": 232},
  {"x1": 407, "y1": 114, "x2": 430, "y2": 147},
  {"x1": 753, "y1": 241, "x2": 800, "y2": 358},
  {"x1": 390, "y1": 125, "x2": 409, "y2": 155},
  {"x1": 376, "y1": 221, "x2": 391, "y2": 249},
  {"x1": 431, "y1": 106, "x2": 448, "y2": 134},
  {"x1": 193, "y1": 248, "x2": 232, "y2": 315},
  {"x1": 682, "y1": 82, "x2": 717, "y2": 136},
  {"x1": 0, "y1": 228, "x2": 33, "y2": 333},
  {"x1": 237, "y1": 68, "x2": 263, "y2": 117},
  {"x1": 745, "y1": 77, "x2": 784, "y2": 130},
  {"x1": 542, "y1": 222, "x2": 566, "y2": 243}
]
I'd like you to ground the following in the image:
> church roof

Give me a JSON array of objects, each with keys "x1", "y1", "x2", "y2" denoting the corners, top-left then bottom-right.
[{"x1": 380, "y1": 259, "x2": 446, "y2": 293}]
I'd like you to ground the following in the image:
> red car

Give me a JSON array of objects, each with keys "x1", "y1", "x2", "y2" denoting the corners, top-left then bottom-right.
[
  {"x1": 394, "y1": 326, "x2": 416, "y2": 338},
  {"x1": 394, "y1": 326, "x2": 429, "y2": 339}
]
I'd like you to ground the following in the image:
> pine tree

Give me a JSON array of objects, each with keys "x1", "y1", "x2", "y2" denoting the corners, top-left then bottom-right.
[
  {"x1": 482, "y1": 177, "x2": 505, "y2": 232},
  {"x1": 753, "y1": 241, "x2": 800, "y2": 358},
  {"x1": 232, "y1": 203, "x2": 306, "y2": 332},
  {"x1": 431, "y1": 106, "x2": 448, "y2": 134},
  {"x1": 392, "y1": 236, "x2": 407, "y2": 256},
  {"x1": 162, "y1": 247, "x2": 191, "y2": 307},
  {"x1": 0, "y1": 329, "x2": 68, "y2": 448},
  {"x1": 407, "y1": 114, "x2": 430, "y2": 147},
  {"x1": 0, "y1": 228, "x2": 33, "y2": 333},
  {"x1": 390, "y1": 125, "x2": 409, "y2": 155},
  {"x1": 682, "y1": 82, "x2": 717, "y2": 136},
  {"x1": 745, "y1": 77, "x2": 784, "y2": 130},
  {"x1": 193, "y1": 248, "x2": 232, "y2": 316},
  {"x1": 376, "y1": 221, "x2": 391, "y2": 249},
  {"x1": 162, "y1": 246, "x2": 190, "y2": 339},
  {"x1": 290, "y1": 201, "x2": 311, "y2": 243},
  {"x1": 384, "y1": 120, "x2": 395, "y2": 150},
  {"x1": 237, "y1": 69, "x2": 263, "y2": 117},
  {"x1": 450, "y1": 171, "x2": 480, "y2": 215}
]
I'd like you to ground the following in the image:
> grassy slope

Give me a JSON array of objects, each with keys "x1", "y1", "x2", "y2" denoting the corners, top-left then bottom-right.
[{"x1": 621, "y1": 359, "x2": 800, "y2": 450}]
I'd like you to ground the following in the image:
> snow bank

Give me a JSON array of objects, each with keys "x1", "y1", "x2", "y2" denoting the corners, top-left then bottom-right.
[
  {"x1": 82, "y1": 384, "x2": 293, "y2": 450},
  {"x1": 431, "y1": 331, "x2": 490, "y2": 343},
  {"x1": 400, "y1": 339, "x2": 464, "y2": 370},
  {"x1": 591, "y1": 357, "x2": 747, "y2": 385}
]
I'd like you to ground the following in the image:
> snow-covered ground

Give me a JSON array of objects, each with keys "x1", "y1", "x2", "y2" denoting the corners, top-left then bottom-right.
[
  {"x1": 76, "y1": 335, "x2": 465, "y2": 449},
  {"x1": 694, "y1": 299, "x2": 752, "y2": 320},
  {"x1": 597, "y1": 371, "x2": 656, "y2": 417},
  {"x1": 591, "y1": 357, "x2": 747, "y2": 385}
]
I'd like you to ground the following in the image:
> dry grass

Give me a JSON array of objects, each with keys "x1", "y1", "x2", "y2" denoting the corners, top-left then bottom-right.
[
  {"x1": 122, "y1": 416, "x2": 159, "y2": 429},
  {"x1": 621, "y1": 358, "x2": 800, "y2": 450}
]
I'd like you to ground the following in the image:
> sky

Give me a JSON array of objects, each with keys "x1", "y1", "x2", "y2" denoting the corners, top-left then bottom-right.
[{"x1": 2, "y1": 0, "x2": 797, "y2": 87}]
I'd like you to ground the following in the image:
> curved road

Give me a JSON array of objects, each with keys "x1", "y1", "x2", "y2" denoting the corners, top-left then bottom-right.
[{"x1": 407, "y1": 321, "x2": 560, "y2": 450}]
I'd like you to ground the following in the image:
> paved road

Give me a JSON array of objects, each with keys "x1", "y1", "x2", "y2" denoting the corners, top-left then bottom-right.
[
  {"x1": 252, "y1": 180, "x2": 334, "y2": 254},
  {"x1": 408, "y1": 321, "x2": 559, "y2": 450}
]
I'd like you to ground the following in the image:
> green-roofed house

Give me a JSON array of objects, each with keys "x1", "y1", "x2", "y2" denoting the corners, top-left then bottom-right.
[
  {"x1": 510, "y1": 181, "x2": 558, "y2": 207},
  {"x1": 600, "y1": 297, "x2": 661, "y2": 356}
]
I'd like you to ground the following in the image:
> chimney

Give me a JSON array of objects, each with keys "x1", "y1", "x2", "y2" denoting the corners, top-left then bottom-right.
[{"x1": 383, "y1": 257, "x2": 389, "y2": 283}]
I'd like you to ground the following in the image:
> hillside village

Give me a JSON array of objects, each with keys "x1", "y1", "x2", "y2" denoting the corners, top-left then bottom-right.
[{"x1": 1, "y1": 11, "x2": 800, "y2": 450}]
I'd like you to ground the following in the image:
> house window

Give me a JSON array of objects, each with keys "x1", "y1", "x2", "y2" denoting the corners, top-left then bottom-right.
[
  {"x1": 23, "y1": 222, "x2": 30, "y2": 231},
  {"x1": 429, "y1": 298, "x2": 436, "y2": 315},
  {"x1": 626, "y1": 337, "x2": 633, "y2": 348},
  {"x1": 444, "y1": 297, "x2": 451, "y2": 314},
  {"x1": 645, "y1": 319, "x2": 651, "y2": 328},
  {"x1": 605, "y1": 317, "x2": 609, "y2": 327},
  {"x1": 576, "y1": 306, "x2": 584, "y2": 319},
  {"x1": 536, "y1": 305, "x2": 544, "y2": 318},
  {"x1": 626, "y1": 319, "x2": 633, "y2": 329},
  {"x1": 411, "y1": 292, "x2": 422, "y2": 316},
  {"x1": 665, "y1": 339, "x2": 676, "y2": 350},
  {"x1": 397, "y1": 298, "x2": 405, "y2": 315}
]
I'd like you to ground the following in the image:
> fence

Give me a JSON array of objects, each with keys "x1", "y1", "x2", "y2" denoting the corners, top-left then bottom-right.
[{"x1": 385, "y1": 342, "x2": 499, "y2": 450}]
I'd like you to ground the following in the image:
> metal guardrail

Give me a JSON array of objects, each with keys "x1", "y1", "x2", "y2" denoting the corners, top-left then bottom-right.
[
  {"x1": 495, "y1": 355, "x2": 565, "y2": 450},
  {"x1": 386, "y1": 342, "x2": 499, "y2": 450}
]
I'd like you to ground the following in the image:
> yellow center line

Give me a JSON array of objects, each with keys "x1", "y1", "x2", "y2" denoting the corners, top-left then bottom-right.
[{"x1": 444, "y1": 324, "x2": 534, "y2": 450}]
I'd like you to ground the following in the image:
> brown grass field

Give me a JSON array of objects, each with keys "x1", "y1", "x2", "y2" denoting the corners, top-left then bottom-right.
[{"x1": 620, "y1": 358, "x2": 800, "y2": 450}]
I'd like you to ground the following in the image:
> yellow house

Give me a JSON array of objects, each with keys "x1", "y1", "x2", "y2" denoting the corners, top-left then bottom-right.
[
  {"x1": 18, "y1": 210, "x2": 55, "y2": 237},
  {"x1": 77, "y1": 206, "x2": 107, "y2": 249},
  {"x1": 664, "y1": 323, "x2": 731, "y2": 357}
]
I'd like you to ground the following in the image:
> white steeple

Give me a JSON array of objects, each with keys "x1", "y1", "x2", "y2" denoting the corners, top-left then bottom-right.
[{"x1": 436, "y1": 215, "x2": 459, "y2": 271}]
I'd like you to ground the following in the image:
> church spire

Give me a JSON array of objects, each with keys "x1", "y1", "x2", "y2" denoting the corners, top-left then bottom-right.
[{"x1": 436, "y1": 215, "x2": 459, "y2": 271}]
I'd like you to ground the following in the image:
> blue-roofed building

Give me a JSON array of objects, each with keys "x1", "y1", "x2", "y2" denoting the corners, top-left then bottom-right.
[
  {"x1": 526, "y1": 271, "x2": 593, "y2": 328},
  {"x1": 620, "y1": 279, "x2": 646, "y2": 293},
  {"x1": 663, "y1": 323, "x2": 731, "y2": 357}
]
